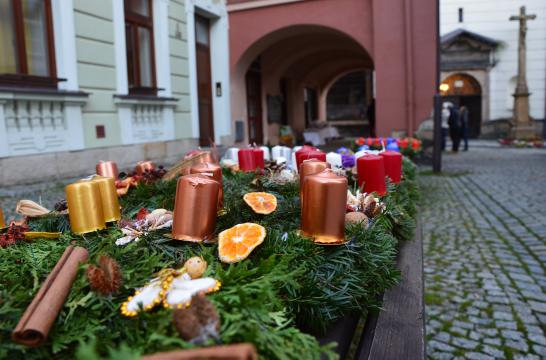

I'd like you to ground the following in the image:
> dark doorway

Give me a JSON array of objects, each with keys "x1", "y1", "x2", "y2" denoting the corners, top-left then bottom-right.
[
  {"x1": 442, "y1": 96, "x2": 481, "y2": 138},
  {"x1": 441, "y1": 73, "x2": 482, "y2": 138},
  {"x1": 195, "y1": 15, "x2": 214, "y2": 146},
  {"x1": 246, "y1": 64, "x2": 263, "y2": 144},
  {"x1": 304, "y1": 87, "x2": 318, "y2": 127}
]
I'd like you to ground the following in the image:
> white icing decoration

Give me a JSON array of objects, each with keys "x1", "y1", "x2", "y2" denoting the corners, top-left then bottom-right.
[
  {"x1": 126, "y1": 280, "x2": 162, "y2": 312},
  {"x1": 164, "y1": 277, "x2": 217, "y2": 307}
]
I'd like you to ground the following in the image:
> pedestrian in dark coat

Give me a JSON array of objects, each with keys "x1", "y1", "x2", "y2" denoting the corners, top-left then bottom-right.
[
  {"x1": 448, "y1": 106, "x2": 462, "y2": 152},
  {"x1": 460, "y1": 105, "x2": 469, "y2": 151}
]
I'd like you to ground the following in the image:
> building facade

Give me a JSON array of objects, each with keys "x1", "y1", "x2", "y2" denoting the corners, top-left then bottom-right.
[
  {"x1": 227, "y1": 0, "x2": 437, "y2": 146},
  {"x1": 440, "y1": 0, "x2": 546, "y2": 137},
  {"x1": 0, "y1": 0, "x2": 230, "y2": 186}
]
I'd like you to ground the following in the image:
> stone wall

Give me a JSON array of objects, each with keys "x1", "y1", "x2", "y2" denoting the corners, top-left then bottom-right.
[{"x1": 0, "y1": 138, "x2": 198, "y2": 186}]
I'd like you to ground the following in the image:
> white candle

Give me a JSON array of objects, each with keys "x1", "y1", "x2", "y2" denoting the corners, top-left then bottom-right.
[
  {"x1": 224, "y1": 147, "x2": 239, "y2": 163},
  {"x1": 326, "y1": 152, "x2": 343, "y2": 168},
  {"x1": 260, "y1": 146, "x2": 271, "y2": 161}
]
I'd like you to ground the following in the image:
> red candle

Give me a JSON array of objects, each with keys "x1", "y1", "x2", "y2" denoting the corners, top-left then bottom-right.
[
  {"x1": 300, "y1": 150, "x2": 326, "y2": 164},
  {"x1": 357, "y1": 154, "x2": 387, "y2": 195},
  {"x1": 238, "y1": 148, "x2": 256, "y2": 172},
  {"x1": 295, "y1": 145, "x2": 317, "y2": 170},
  {"x1": 253, "y1": 148, "x2": 265, "y2": 170},
  {"x1": 380, "y1": 151, "x2": 402, "y2": 184}
]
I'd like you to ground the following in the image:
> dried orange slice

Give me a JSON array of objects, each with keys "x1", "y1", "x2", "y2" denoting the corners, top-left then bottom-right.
[
  {"x1": 218, "y1": 223, "x2": 266, "y2": 263},
  {"x1": 243, "y1": 192, "x2": 277, "y2": 214}
]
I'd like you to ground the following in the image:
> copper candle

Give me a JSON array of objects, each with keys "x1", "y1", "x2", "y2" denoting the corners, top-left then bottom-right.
[
  {"x1": 66, "y1": 181, "x2": 106, "y2": 234},
  {"x1": 172, "y1": 174, "x2": 220, "y2": 242},
  {"x1": 301, "y1": 169, "x2": 348, "y2": 245},
  {"x1": 181, "y1": 151, "x2": 214, "y2": 176},
  {"x1": 299, "y1": 159, "x2": 331, "y2": 201},
  {"x1": 135, "y1": 161, "x2": 155, "y2": 175},
  {"x1": 90, "y1": 176, "x2": 121, "y2": 222},
  {"x1": 190, "y1": 162, "x2": 223, "y2": 209},
  {"x1": 96, "y1": 161, "x2": 119, "y2": 179},
  {"x1": 0, "y1": 208, "x2": 5, "y2": 228}
]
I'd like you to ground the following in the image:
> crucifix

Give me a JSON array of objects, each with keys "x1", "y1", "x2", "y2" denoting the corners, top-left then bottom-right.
[{"x1": 509, "y1": 6, "x2": 536, "y2": 139}]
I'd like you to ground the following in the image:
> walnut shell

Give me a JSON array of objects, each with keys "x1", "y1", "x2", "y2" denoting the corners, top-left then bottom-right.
[
  {"x1": 184, "y1": 257, "x2": 208, "y2": 279},
  {"x1": 345, "y1": 212, "x2": 369, "y2": 227}
]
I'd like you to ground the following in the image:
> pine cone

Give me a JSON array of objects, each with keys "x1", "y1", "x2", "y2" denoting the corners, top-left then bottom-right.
[
  {"x1": 87, "y1": 255, "x2": 122, "y2": 295},
  {"x1": 361, "y1": 194, "x2": 377, "y2": 218},
  {"x1": 54, "y1": 200, "x2": 68, "y2": 212}
]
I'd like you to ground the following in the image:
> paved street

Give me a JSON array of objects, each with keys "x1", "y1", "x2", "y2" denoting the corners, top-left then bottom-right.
[{"x1": 421, "y1": 142, "x2": 546, "y2": 359}]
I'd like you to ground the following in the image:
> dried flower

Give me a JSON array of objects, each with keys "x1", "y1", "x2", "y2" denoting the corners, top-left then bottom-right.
[
  {"x1": 16, "y1": 200, "x2": 51, "y2": 217},
  {"x1": 87, "y1": 255, "x2": 122, "y2": 295},
  {"x1": 0, "y1": 223, "x2": 28, "y2": 248}
]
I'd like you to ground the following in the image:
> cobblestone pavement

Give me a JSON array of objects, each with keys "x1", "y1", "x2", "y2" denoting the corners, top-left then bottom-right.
[
  {"x1": 420, "y1": 143, "x2": 546, "y2": 359},
  {"x1": 0, "y1": 179, "x2": 73, "y2": 222}
]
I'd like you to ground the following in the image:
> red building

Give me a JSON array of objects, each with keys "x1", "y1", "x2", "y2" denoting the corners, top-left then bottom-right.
[{"x1": 228, "y1": 0, "x2": 437, "y2": 145}]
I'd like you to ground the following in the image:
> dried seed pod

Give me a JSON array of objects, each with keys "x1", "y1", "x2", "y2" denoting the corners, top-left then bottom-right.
[
  {"x1": 87, "y1": 255, "x2": 122, "y2": 295},
  {"x1": 173, "y1": 307, "x2": 201, "y2": 341},
  {"x1": 173, "y1": 294, "x2": 220, "y2": 343}
]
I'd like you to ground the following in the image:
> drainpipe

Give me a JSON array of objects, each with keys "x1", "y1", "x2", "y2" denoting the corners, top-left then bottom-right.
[
  {"x1": 432, "y1": 0, "x2": 442, "y2": 173},
  {"x1": 404, "y1": 0, "x2": 415, "y2": 135}
]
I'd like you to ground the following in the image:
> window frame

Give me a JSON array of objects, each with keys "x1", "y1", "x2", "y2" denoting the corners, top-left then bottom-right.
[
  {"x1": 124, "y1": 0, "x2": 157, "y2": 96},
  {"x1": 0, "y1": 0, "x2": 58, "y2": 88}
]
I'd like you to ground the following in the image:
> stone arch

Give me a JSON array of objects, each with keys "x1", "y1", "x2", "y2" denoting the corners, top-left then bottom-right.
[{"x1": 230, "y1": 24, "x2": 374, "y2": 145}]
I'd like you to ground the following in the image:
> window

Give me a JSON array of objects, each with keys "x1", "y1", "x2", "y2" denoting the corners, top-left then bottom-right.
[
  {"x1": 458, "y1": 7, "x2": 464, "y2": 23},
  {"x1": 125, "y1": 0, "x2": 156, "y2": 95},
  {"x1": 0, "y1": 0, "x2": 57, "y2": 88}
]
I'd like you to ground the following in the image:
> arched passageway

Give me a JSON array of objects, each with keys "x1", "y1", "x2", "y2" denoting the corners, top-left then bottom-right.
[
  {"x1": 232, "y1": 25, "x2": 374, "y2": 145},
  {"x1": 441, "y1": 73, "x2": 483, "y2": 138}
]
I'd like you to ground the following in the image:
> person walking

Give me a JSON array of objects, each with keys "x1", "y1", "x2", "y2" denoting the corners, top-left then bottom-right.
[
  {"x1": 460, "y1": 105, "x2": 469, "y2": 151},
  {"x1": 441, "y1": 102, "x2": 451, "y2": 151},
  {"x1": 448, "y1": 104, "x2": 462, "y2": 152}
]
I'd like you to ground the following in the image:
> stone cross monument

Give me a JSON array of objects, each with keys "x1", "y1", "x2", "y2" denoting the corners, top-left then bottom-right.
[{"x1": 509, "y1": 6, "x2": 536, "y2": 139}]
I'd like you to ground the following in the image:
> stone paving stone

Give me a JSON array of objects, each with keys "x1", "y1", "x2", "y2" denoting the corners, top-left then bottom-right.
[
  {"x1": 480, "y1": 344, "x2": 504, "y2": 358},
  {"x1": 421, "y1": 145, "x2": 546, "y2": 359}
]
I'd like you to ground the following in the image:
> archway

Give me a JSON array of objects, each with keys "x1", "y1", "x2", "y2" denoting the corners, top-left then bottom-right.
[
  {"x1": 440, "y1": 73, "x2": 482, "y2": 138},
  {"x1": 325, "y1": 70, "x2": 374, "y2": 137},
  {"x1": 231, "y1": 24, "x2": 374, "y2": 145}
]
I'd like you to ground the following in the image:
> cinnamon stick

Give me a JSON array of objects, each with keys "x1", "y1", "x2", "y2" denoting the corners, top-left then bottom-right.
[
  {"x1": 12, "y1": 245, "x2": 88, "y2": 347},
  {"x1": 140, "y1": 343, "x2": 258, "y2": 360}
]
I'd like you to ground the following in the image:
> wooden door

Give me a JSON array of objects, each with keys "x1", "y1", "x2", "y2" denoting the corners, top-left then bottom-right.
[
  {"x1": 195, "y1": 15, "x2": 214, "y2": 146},
  {"x1": 246, "y1": 70, "x2": 263, "y2": 145}
]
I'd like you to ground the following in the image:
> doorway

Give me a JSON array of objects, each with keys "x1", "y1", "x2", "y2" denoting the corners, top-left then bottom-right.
[
  {"x1": 195, "y1": 15, "x2": 214, "y2": 146},
  {"x1": 245, "y1": 63, "x2": 263, "y2": 144},
  {"x1": 304, "y1": 87, "x2": 318, "y2": 128},
  {"x1": 441, "y1": 73, "x2": 482, "y2": 138}
]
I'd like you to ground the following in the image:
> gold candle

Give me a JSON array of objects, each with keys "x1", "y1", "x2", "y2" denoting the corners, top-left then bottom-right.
[
  {"x1": 190, "y1": 162, "x2": 223, "y2": 209},
  {"x1": 299, "y1": 159, "x2": 331, "y2": 201},
  {"x1": 66, "y1": 181, "x2": 106, "y2": 234},
  {"x1": 96, "y1": 161, "x2": 119, "y2": 179},
  {"x1": 0, "y1": 208, "x2": 6, "y2": 228},
  {"x1": 301, "y1": 169, "x2": 348, "y2": 245},
  {"x1": 135, "y1": 161, "x2": 155, "y2": 175},
  {"x1": 90, "y1": 176, "x2": 121, "y2": 222},
  {"x1": 172, "y1": 174, "x2": 220, "y2": 242}
]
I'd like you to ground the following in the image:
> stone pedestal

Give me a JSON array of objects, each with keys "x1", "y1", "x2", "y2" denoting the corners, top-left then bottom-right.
[{"x1": 511, "y1": 91, "x2": 535, "y2": 139}]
